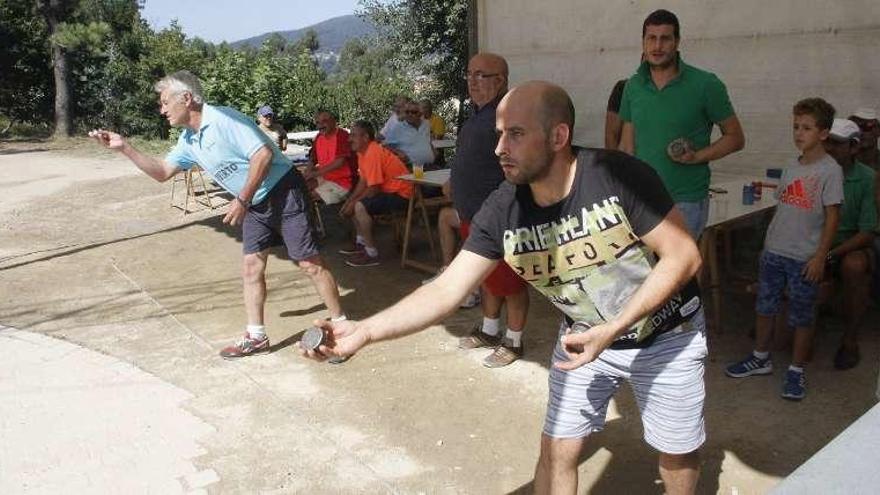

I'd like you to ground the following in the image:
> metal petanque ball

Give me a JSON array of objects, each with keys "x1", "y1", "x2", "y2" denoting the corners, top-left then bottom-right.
[
  {"x1": 300, "y1": 326, "x2": 326, "y2": 351},
  {"x1": 667, "y1": 138, "x2": 693, "y2": 161},
  {"x1": 569, "y1": 321, "x2": 591, "y2": 334}
]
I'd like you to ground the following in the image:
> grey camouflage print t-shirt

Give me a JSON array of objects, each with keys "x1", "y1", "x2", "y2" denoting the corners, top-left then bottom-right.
[
  {"x1": 764, "y1": 154, "x2": 844, "y2": 261},
  {"x1": 463, "y1": 148, "x2": 702, "y2": 349}
]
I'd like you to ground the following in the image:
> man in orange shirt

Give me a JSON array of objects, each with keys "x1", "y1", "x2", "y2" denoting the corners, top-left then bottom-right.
[
  {"x1": 339, "y1": 120, "x2": 413, "y2": 267},
  {"x1": 305, "y1": 111, "x2": 356, "y2": 204}
]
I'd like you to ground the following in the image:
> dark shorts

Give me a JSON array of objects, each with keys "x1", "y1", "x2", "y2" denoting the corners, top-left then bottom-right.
[
  {"x1": 460, "y1": 220, "x2": 528, "y2": 297},
  {"x1": 361, "y1": 193, "x2": 409, "y2": 216},
  {"x1": 242, "y1": 170, "x2": 319, "y2": 261},
  {"x1": 755, "y1": 251, "x2": 817, "y2": 328}
]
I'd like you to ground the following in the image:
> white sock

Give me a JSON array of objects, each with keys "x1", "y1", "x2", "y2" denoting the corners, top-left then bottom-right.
[
  {"x1": 505, "y1": 329, "x2": 523, "y2": 347},
  {"x1": 364, "y1": 246, "x2": 378, "y2": 257},
  {"x1": 789, "y1": 365, "x2": 804, "y2": 373},
  {"x1": 331, "y1": 314, "x2": 347, "y2": 322},
  {"x1": 753, "y1": 350, "x2": 769, "y2": 360},
  {"x1": 481, "y1": 317, "x2": 501, "y2": 336},
  {"x1": 247, "y1": 324, "x2": 266, "y2": 338},
  {"x1": 356, "y1": 235, "x2": 365, "y2": 246}
]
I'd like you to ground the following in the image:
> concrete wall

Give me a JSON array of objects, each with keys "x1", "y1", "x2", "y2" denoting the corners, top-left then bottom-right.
[{"x1": 477, "y1": 0, "x2": 880, "y2": 176}]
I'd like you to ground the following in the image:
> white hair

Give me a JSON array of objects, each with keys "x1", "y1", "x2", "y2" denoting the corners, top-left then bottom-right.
[{"x1": 154, "y1": 70, "x2": 204, "y2": 104}]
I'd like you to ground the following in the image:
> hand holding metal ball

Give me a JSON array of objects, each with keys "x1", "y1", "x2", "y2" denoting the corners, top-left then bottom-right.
[{"x1": 300, "y1": 326, "x2": 326, "y2": 352}]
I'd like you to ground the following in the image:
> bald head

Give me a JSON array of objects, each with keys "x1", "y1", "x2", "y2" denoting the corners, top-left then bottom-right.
[
  {"x1": 467, "y1": 52, "x2": 509, "y2": 107},
  {"x1": 470, "y1": 53, "x2": 508, "y2": 79},
  {"x1": 502, "y1": 81, "x2": 575, "y2": 145}
]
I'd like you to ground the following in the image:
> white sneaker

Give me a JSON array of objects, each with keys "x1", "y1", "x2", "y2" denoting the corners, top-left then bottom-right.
[{"x1": 459, "y1": 289, "x2": 481, "y2": 309}]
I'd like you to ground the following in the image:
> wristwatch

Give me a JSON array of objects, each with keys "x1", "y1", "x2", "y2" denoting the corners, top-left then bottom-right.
[{"x1": 236, "y1": 196, "x2": 251, "y2": 208}]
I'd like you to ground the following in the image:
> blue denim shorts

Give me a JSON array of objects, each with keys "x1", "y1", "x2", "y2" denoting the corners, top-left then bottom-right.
[
  {"x1": 755, "y1": 251, "x2": 818, "y2": 327},
  {"x1": 675, "y1": 198, "x2": 710, "y2": 240}
]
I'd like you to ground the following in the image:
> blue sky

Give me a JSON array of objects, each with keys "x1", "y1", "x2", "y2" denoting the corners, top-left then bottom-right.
[{"x1": 141, "y1": 0, "x2": 362, "y2": 43}]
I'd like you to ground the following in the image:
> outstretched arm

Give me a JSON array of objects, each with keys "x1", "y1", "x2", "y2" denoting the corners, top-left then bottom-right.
[
  {"x1": 299, "y1": 250, "x2": 498, "y2": 360},
  {"x1": 89, "y1": 129, "x2": 179, "y2": 182}
]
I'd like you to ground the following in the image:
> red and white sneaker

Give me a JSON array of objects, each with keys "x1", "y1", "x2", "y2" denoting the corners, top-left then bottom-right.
[{"x1": 219, "y1": 333, "x2": 270, "y2": 359}]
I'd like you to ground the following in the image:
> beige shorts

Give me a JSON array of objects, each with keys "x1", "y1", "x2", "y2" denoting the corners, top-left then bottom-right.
[{"x1": 313, "y1": 179, "x2": 349, "y2": 205}]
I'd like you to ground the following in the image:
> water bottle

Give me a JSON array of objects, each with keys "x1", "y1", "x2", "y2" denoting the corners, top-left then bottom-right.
[{"x1": 742, "y1": 184, "x2": 754, "y2": 205}]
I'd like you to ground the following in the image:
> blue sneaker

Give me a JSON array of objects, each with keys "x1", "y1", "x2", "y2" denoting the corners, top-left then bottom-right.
[
  {"x1": 781, "y1": 369, "x2": 806, "y2": 401},
  {"x1": 725, "y1": 354, "x2": 773, "y2": 378}
]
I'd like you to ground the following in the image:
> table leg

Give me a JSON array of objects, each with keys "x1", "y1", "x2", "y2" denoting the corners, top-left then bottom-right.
[
  {"x1": 418, "y1": 194, "x2": 438, "y2": 262},
  {"x1": 701, "y1": 227, "x2": 723, "y2": 333},
  {"x1": 400, "y1": 187, "x2": 418, "y2": 268}
]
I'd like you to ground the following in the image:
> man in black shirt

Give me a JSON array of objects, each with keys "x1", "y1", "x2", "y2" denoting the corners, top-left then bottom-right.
[
  {"x1": 300, "y1": 81, "x2": 706, "y2": 495},
  {"x1": 447, "y1": 52, "x2": 530, "y2": 367}
]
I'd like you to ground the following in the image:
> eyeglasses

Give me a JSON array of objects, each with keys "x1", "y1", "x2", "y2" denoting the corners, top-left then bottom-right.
[{"x1": 464, "y1": 72, "x2": 500, "y2": 81}]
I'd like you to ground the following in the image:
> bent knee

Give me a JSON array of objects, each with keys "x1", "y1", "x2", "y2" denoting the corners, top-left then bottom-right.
[
  {"x1": 841, "y1": 251, "x2": 870, "y2": 278},
  {"x1": 297, "y1": 257, "x2": 326, "y2": 277},
  {"x1": 242, "y1": 253, "x2": 267, "y2": 280},
  {"x1": 539, "y1": 435, "x2": 584, "y2": 470}
]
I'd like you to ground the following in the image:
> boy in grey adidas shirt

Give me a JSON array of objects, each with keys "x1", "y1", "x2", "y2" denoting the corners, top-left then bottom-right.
[{"x1": 726, "y1": 98, "x2": 843, "y2": 401}]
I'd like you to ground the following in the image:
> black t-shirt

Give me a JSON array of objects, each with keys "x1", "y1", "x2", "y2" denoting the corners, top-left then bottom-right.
[
  {"x1": 606, "y1": 79, "x2": 628, "y2": 114},
  {"x1": 450, "y1": 96, "x2": 505, "y2": 221},
  {"x1": 463, "y1": 147, "x2": 701, "y2": 349}
]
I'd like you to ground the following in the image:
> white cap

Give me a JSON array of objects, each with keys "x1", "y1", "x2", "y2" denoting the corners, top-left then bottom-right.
[
  {"x1": 829, "y1": 118, "x2": 861, "y2": 142},
  {"x1": 853, "y1": 107, "x2": 877, "y2": 121}
]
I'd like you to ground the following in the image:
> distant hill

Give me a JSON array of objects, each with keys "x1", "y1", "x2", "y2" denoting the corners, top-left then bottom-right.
[{"x1": 231, "y1": 15, "x2": 377, "y2": 71}]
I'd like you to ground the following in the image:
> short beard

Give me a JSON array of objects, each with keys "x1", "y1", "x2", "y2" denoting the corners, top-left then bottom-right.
[{"x1": 505, "y1": 144, "x2": 554, "y2": 185}]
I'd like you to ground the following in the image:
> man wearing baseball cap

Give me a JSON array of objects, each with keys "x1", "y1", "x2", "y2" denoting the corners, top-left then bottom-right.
[
  {"x1": 824, "y1": 118, "x2": 877, "y2": 369},
  {"x1": 257, "y1": 104, "x2": 288, "y2": 152},
  {"x1": 849, "y1": 107, "x2": 879, "y2": 169}
]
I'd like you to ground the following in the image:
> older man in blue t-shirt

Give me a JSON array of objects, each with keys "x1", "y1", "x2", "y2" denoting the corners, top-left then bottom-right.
[
  {"x1": 89, "y1": 70, "x2": 346, "y2": 360},
  {"x1": 382, "y1": 99, "x2": 435, "y2": 167}
]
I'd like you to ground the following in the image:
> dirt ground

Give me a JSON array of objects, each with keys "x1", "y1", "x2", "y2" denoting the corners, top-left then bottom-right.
[{"x1": 1, "y1": 141, "x2": 878, "y2": 494}]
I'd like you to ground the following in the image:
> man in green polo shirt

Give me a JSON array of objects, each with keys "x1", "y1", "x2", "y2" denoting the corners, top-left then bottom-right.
[
  {"x1": 825, "y1": 118, "x2": 877, "y2": 370},
  {"x1": 619, "y1": 9, "x2": 745, "y2": 238}
]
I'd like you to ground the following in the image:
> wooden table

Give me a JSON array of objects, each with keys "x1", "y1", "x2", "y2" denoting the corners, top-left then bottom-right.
[
  {"x1": 432, "y1": 138, "x2": 456, "y2": 149},
  {"x1": 397, "y1": 169, "x2": 451, "y2": 273},
  {"x1": 700, "y1": 177, "x2": 778, "y2": 332}
]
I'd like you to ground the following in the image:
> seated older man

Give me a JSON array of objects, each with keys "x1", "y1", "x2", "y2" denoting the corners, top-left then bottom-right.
[
  {"x1": 339, "y1": 120, "x2": 413, "y2": 267},
  {"x1": 382, "y1": 99, "x2": 435, "y2": 167},
  {"x1": 824, "y1": 118, "x2": 878, "y2": 370}
]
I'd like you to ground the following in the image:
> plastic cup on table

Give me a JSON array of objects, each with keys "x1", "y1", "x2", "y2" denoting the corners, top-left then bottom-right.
[{"x1": 413, "y1": 164, "x2": 424, "y2": 179}]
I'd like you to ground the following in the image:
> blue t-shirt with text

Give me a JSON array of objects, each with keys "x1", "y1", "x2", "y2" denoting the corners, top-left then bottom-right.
[{"x1": 165, "y1": 104, "x2": 292, "y2": 204}]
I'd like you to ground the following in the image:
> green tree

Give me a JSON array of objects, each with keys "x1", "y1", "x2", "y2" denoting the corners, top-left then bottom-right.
[
  {"x1": 0, "y1": 0, "x2": 53, "y2": 132},
  {"x1": 330, "y1": 37, "x2": 411, "y2": 126},
  {"x1": 37, "y1": 0, "x2": 119, "y2": 137},
  {"x1": 359, "y1": 0, "x2": 468, "y2": 121}
]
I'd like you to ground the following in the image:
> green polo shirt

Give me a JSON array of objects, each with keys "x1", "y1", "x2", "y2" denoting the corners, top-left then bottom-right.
[
  {"x1": 834, "y1": 161, "x2": 877, "y2": 246},
  {"x1": 619, "y1": 54, "x2": 735, "y2": 201}
]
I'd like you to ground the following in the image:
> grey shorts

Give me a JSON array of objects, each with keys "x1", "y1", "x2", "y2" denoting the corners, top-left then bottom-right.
[
  {"x1": 543, "y1": 310, "x2": 708, "y2": 454},
  {"x1": 242, "y1": 170, "x2": 319, "y2": 261}
]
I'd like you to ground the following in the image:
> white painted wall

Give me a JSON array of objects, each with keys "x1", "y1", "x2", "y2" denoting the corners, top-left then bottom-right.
[{"x1": 477, "y1": 0, "x2": 880, "y2": 176}]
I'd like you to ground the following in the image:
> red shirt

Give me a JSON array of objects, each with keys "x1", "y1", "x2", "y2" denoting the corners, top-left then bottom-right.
[
  {"x1": 357, "y1": 141, "x2": 413, "y2": 199},
  {"x1": 313, "y1": 128, "x2": 355, "y2": 190}
]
